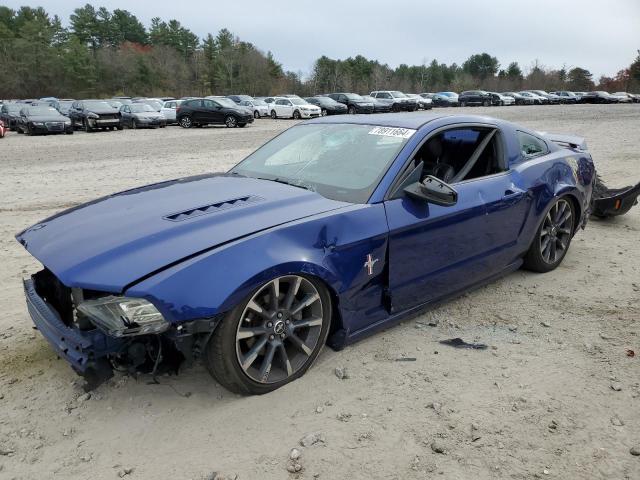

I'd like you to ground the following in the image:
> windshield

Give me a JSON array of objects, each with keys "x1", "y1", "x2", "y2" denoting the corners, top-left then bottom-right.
[
  {"x1": 131, "y1": 104, "x2": 155, "y2": 113},
  {"x1": 438, "y1": 92, "x2": 457, "y2": 97},
  {"x1": 108, "y1": 101, "x2": 123, "y2": 108},
  {"x1": 253, "y1": 99, "x2": 267, "y2": 106},
  {"x1": 85, "y1": 101, "x2": 113, "y2": 110},
  {"x1": 390, "y1": 91, "x2": 407, "y2": 98},
  {"x1": 290, "y1": 98, "x2": 308, "y2": 105},
  {"x1": 6, "y1": 104, "x2": 22, "y2": 112},
  {"x1": 231, "y1": 124, "x2": 414, "y2": 203},
  {"x1": 26, "y1": 107, "x2": 59, "y2": 116},
  {"x1": 344, "y1": 93, "x2": 363, "y2": 100},
  {"x1": 214, "y1": 98, "x2": 237, "y2": 108}
]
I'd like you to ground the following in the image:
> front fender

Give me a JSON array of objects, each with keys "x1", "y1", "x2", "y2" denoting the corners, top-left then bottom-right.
[{"x1": 126, "y1": 204, "x2": 389, "y2": 327}]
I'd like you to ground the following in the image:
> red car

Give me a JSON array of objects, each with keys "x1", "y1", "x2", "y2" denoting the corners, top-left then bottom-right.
[{"x1": 0, "y1": 119, "x2": 7, "y2": 138}]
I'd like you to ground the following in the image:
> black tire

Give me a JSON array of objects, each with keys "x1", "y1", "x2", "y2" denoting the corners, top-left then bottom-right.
[
  {"x1": 225, "y1": 115, "x2": 238, "y2": 128},
  {"x1": 348, "y1": 105, "x2": 356, "y2": 114},
  {"x1": 253, "y1": 110, "x2": 260, "y2": 119},
  {"x1": 17, "y1": 127, "x2": 23, "y2": 134},
  {"x1": 321, "y1": 108, "x2": 327, "y2": 117},
  {"x1": 460, "y1": 101, "x2": 466, "y2": 107},
  {"x1": 238, "y1": 123, "x2": 247, "y2": 128},
  {"x1": 483, "y1": 100, "x2": 490, "y2": 107},
  {"x1": 179, "y1": 116, "x2": 192, "y2": 128},
  {"x1": 27, "y1": 125, "x2": 34, "y2": 136},
  {"x1": 523, "y1": 197, "x2": 575, "y2": 273},
  {"x1": 65, "y1": 130, "x2": 74, "y2": 135},
  {"x1": 83, "y1": 119, "x2": 92, "y2": 132},
  {"x1": 117, "y1": 124, "x2": 123, "y2": 130},
  {"x1": 271, "y1": 110, "x2": 277, "y2": 119},
  {"x1": 292, "y1": 110, "x2": 301, "y2": 120},
  {"x1": 131, "y1": 120, "x2": 137, "y2": 129},
  {"x1": 205, "y1": 275, "x2": 332, "y2": 395}
]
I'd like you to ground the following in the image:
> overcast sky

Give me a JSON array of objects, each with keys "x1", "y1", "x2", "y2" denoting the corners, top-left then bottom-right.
[{"x1": 5, "y1": 0, "x2": 639, "y2": 78}]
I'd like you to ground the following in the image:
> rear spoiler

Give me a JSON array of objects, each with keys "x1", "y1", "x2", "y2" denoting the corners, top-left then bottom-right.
[{"x1": 537, "y1": 132, "x2": 587, "y2": 151}]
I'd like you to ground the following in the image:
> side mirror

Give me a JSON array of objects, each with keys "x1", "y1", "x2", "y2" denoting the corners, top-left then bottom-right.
[{"x1": 404, "y1": 175, "x2": 458, "y2": 206}]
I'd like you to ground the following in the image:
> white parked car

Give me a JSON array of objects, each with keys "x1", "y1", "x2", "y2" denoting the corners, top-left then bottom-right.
[
  {"x1": 160, "y1": 100, "x2": 183, "y2": 124},
  {"x1": 269, "y1": 97, "x2": 321, "y2": 119},
  {"x1": 239, "y1": 99, "x2": 269, "y2": 118}
]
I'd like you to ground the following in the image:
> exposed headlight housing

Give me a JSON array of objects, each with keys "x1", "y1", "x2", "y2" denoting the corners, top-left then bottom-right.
[
  {"x1": 77, "y1": 296, "x2": 169, "y2": 337},
  {"x1": 32, "y1": 122, "x2": 44, "y2": 126}
]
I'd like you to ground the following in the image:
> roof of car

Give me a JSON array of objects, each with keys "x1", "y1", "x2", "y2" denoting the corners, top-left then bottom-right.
[{"x1": 304, "y1": 112, "x2": 511, "y2": 130}]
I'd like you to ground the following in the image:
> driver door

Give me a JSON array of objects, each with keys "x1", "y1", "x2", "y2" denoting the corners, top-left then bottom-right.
[{"x1": 384, "y1": 125, "x2": 530, "y2": 311}]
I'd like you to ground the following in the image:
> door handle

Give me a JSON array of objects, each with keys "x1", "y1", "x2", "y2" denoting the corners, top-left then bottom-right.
[{"x1": 503, "y1": 189, "x2": 525, "y2": 200}]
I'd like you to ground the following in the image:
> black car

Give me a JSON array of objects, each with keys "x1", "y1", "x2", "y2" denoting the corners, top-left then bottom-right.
[
  {"x1": 458, "y1": 90, "x2": 492, "y2": 107},
  {"x1": 581, "y1": 91, "x2": 618, "y2": 104},
  {"x1": 120, "y1": 103, "x2": 167, "y2": 129},
  {"x1": 16, "y1": 105, "x2": 73, "y2": 135},
  {"x1": 550, "y1": 91, "x2": 580, "y2": 104},
  {"x1": 360, "y1": 95, "x2": 393, "y2": 113},
  {"x1": 326, "y1": 93, "x2": 374, "y2": 114},
  {"x1": 57, "y1": 100, "x2": 75, "y2": 116},
  {"x1": 0, "y1": 103, "x2": 22, "y2": 130},
  {"x1": 429, "y1": 92, "x2": 459, "y2": 107},
  {"x1": 177, "y1": 97, "x2": 254, "y2": 128},
  {"x1": 304, "y1": 96, "x2": 348, "y2": 116},
  {"x1": 68, "y1": 100, "x2": 123, "y2": 132},
  {"x1": 227, "y1": 95, "x2": 254, "y2": 104}
]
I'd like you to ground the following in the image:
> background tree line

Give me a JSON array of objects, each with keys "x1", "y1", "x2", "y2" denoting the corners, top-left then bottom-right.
[{"x1": 1, "y1": 4, "x2": 639, "y2": 99}]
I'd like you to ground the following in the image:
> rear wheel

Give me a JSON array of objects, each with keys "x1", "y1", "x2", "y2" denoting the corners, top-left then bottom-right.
[
  {"x1": 238, "y1": 123, "x2": 247, "y2": 128},
  {"x1": 483, "y1": 100, "x2": 490, "y2": 107},
  {"x1": 271, "y1": 110, "x2": 277, "y2": 119},
  {"x1": 523, "y1": 197, "x2": 575, "y2": 273},
  {"x1": 206, "y1": 275, "x2": 331, "y2": 395},
  {"x1": 460, "y1": 101, "x2": 466, "y2": 107},
  {"x1": 254, "y1": 110, "x2": 259, "y2": 119},
  {"x1": 348, "y1": 105, "x2": 356, "y2": 114},
  {"x1": 179, "y1": 116, "x2": 192, "y2": 128}
]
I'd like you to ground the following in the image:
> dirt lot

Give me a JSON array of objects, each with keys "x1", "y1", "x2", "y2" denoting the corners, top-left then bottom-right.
[{"x1": 0, "y1": 105, "x2": 638, "y2": 480}]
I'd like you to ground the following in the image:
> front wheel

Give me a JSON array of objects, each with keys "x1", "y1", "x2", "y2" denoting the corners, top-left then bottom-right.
[
  {"x1": 321, "y1": 108, "x2": 327, "y2": 117},
  {"x1": 292, "y1": 110, "x2": 301, "y2": 120},
  {"x1": 253, "y1": 111, "x2": 260, "y2": 119},
  {"x1": 270, "y1": 110, "x2": 277, "y2": 119},
  {"x1": 225, "y1": 115, "x2": 237, "y2": 128},
  {"x1": 348, "y1": 106, "x2": 356, "y2": 114},
  {"x1": 206, "y1": 275, "x2": 332, "y2": 395},
  {"x1": 483, "y1": 100, "x2": 490, "y2": 107},
  {"x1": 460, "y1": 101, "x2": 466, "y2": 107},
  {"x1": 523, "y1": 197, "x2": 575, "y2": 273}
]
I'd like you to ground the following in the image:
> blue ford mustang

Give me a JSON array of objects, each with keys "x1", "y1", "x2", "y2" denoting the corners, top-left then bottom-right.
[{"x1": 17, "y1": 113, "x2": 595, "y2": 394}]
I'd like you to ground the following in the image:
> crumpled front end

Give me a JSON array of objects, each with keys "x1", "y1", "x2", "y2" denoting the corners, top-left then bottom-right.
[{"x1": 23, "y1": 268, "x2": 220, "y2": 391}]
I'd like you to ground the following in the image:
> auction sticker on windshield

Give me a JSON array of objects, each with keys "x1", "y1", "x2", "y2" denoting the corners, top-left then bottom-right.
[{"x1": 368, "y1": 126, "x2": 416, "y2": 138}]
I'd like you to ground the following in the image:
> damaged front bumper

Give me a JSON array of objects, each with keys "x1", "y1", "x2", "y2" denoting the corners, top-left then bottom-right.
[{"x1": 23, "y1": 277, "x2": 123, "y2": 389}]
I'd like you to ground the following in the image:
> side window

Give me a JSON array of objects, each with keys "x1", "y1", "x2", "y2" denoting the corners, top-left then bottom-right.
[
  {"x1": 276, "y1": 99, "x2": 287, "y2": 105},
  {"x1": 203, "y1": 99, "x2": 216, "y2": 108},
  {"x1": 517, "y1": 131, "x2": 548, "y2": 158},
  {"x1": 381, "y1": 92, "x2": 391, "y2": 99}
]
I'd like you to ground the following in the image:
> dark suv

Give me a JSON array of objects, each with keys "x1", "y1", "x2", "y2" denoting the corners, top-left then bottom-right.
[
  {"x1": 326, "y1": 93, "x2": 374, "y2": 114},
  {"x1": 177, "y1": 97, "x2": 254, "y2": 128},
  {"x1": 458, "y1": 90, "x2": 492, "y2": 107},
  {"x1": 68, "y1": 100, "x2": 122, "y2": 132}
]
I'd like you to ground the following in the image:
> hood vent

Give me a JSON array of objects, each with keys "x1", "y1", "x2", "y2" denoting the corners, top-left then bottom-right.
[{"x1": 163, "y1": 195, "x2": 263, "y2": 222}]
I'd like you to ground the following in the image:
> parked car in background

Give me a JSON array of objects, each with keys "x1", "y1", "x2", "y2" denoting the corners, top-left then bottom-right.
[
  {"x1": 269, "y1": 97, "x2": 321, "y2": 119},
  {"x1": 525, "y1": 90, "x2": 561, "y2": 104},
  {"x1": 370, "y1": 91, "x2": 417, "y2": 111},
  {"x1": 238, "y1": 99, "x2": 270, "y2": 118},
  {"x1": 518, "y1": 91, "x2": 547, "y2": 105},
  {"x1": 488, "y1": 92, "x2": 515, "y2": 106},
  {"x1": 68, "y1": 100, "x2": 122, "y2": 132},
  {"x1": 581, "y1": 91, "x2": 617, "y2": 104},
  {"x1": 112, "y1": 96, "x2": 132, "y2": 104},
  {"x1": 256, "y1": 96, "x2": 276, "y2": 106},
  {"x1": 228, "y1": 95, "x2": 254, "y2": 104},
  {"x1": 458, "y1": 90, "x2": 492, "y2": 107},
  {"x1": 429, "y1": 92, "x2": 459, "y2": 107},
  {"x1": 327, "y1": 93, "x2": 375, "y2": 114},
  {"x1": 16, "y1": 105, "x2": 73, "y2": 135},
  {"x1": 0, "y1": 119, "x2": 6, "y2": 138},
  {"x1": 550, "y1": 91, "x2": 580, "y2": 104},
  {"x1": 1, "y1": 102, "x2": 22, "y2": 130},
  {"x1": 611, "y1": 92, "x2": 634, "y2": 103},
  {"x1": 406, "y1": 93, "x2": 433, "y2": 110},
  {"x1": 501, "y1": 92, "x2": 532, "y2": 105},
  {"x1": 160, "y1": 99, "x2": 183, "y2": 124},
  {"x1": 106, "y1": 100, "x2": 123, "y2": 110},
  {"x1": 57, "y1": 100, "x2": 75, "y2": 115},
  {"x1": 177, "y1": 97, "x2": 254, "y2": 128},
  {"x1": 359, "y1": 95, "x2": 393, "y2": 113},
  {"x1": 304, "y1": 96, "x2": 348, "y2": 116},
  {"x1": 120, "y1": 103, "x2": 167, "y2": 129},
  {"x1": 39, "y1": 97, "x2": 59, "y2": 109}
]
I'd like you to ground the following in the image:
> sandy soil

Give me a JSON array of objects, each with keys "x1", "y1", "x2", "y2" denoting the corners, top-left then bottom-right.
[{"x1": 0, "y1": 105, "x2": 638, "y2": 480}]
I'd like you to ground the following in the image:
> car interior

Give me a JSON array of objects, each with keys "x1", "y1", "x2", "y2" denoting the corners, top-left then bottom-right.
[{"x1": 411, "y1": 127, "x2": 505, "y2": 184}]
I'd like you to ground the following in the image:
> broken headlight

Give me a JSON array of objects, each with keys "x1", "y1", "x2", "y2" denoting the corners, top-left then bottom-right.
[{"x1": 77, "y1": 296, "x2": 169, "y2": 337}]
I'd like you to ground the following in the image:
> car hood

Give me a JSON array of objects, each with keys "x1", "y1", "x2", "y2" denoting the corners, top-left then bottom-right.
[
  {"x1": 28, "y1": 115, "x2": 68, "y2": 122},
  {"x1": 16, "y1": 174, "x2": 349, "y2": 292},
  {"x1": 88, "y1": 109, "x2": 119, "y2": 115},
  {"x1": 133, "y1": 112, "x2": 164, "y2": 118}
]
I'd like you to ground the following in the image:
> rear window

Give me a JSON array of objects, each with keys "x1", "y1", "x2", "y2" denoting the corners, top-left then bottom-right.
[{"x1": 517, "y1": 131, "x2": 548, "y2": 158}]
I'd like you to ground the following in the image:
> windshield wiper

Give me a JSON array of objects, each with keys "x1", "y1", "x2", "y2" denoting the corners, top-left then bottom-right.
[{"x1": 272, "y1": 177, "x2": 315, "y2": 191}]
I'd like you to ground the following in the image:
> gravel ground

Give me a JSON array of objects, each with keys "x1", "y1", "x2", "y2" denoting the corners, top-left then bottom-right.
[{"x1": 0, "y1": 105, "x2": 638, "y2": 480}]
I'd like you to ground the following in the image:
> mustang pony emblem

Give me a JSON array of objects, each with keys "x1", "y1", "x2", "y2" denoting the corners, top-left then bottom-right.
[{"x1": 364, "y1": 254, "x2": 379, "y2": 276}]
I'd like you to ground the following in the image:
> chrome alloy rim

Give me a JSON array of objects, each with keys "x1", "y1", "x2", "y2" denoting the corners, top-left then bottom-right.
[
  {"x1": 235, "y1": 276, "x2": 323, "y2": 384},
  {"x1": 540, "y1": 199, "x2": 573, "y2": 264}
]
